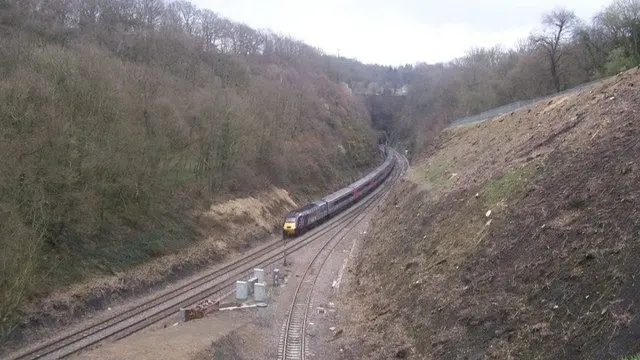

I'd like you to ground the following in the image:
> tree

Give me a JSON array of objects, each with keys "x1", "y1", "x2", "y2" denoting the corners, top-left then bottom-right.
[
  {"x1": 166, "y1": 0, "x2": 198, "y2": 35},
  {"x1": 134, "y1": 0, "x2": 164, "y2": 34},
  {"x1": 198, "y1": 9, "x2": 219, "y2": 52},
  {"x1": 531, "y1": 8, "x2": 579, "y2": 92},
  {"x1": 595, "y1": 0, "x2": 640, "y2": 68}
]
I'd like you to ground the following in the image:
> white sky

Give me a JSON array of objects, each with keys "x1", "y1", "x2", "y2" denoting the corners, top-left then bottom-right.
[{"x1": 192, "y1": 0, "x2": 613, "y2": 66}]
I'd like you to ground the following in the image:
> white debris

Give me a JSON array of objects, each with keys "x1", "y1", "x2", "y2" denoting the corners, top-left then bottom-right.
[
  {"x1": 485, "y1": 210, "x2": 492, "y2": 217},
  {"x1": 485, "y1": 219, "x2": 492, "y2": 226}
]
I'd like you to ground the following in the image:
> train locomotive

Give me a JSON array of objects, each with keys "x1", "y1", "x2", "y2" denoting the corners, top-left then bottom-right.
[{"x1": 282, "y1": 147, "x2": 395, "y2": 237}]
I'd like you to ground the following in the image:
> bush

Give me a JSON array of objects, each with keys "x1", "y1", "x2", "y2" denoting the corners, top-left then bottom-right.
[{"x1": 605, "y1": 47, "x2": 636, "y2": 76}]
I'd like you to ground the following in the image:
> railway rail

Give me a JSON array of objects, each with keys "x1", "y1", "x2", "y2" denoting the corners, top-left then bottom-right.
[
  {"x1": 8, "y1": 152, "x2": 404, "y2": 360},
  {"x1": 278, "y1": 152, "x2": 406, "y2": 360}
]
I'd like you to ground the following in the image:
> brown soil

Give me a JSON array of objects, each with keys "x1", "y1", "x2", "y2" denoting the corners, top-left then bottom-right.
[{"x1": 338, "y1": 68, "x2": 640, "y2": 359}]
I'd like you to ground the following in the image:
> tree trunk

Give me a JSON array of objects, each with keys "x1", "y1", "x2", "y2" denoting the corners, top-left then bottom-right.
[{"x1": 550, "y1": 56, "x2": 561, "y2": 92}]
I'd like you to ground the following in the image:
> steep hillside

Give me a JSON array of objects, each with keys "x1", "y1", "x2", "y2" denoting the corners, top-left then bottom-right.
[
  {"x1": 0, "y1": 5, "x2": 377, "y2": 342},
  {"x1": 338, "y1": 68, "x2": 640, "y2": 359}
]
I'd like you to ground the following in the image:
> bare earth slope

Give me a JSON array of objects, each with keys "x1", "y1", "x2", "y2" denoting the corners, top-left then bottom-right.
[{"x1": 337, "y1": 68, "x2": 640, "y2": 359}]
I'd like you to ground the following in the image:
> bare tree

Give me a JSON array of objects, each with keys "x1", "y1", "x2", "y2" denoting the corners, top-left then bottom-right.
[
  {"x1": 197, "y1": 9, "x2": 219, "y2": 51},
  {"x1": 167, "y1": 0, "x2": 197, "y2": 35},
  {"x1": 134, "y1": 0, "x2": 163, "y2": 34},
  {"x1": 531, "y1": 8, "x2": 579, "y2": 92}
]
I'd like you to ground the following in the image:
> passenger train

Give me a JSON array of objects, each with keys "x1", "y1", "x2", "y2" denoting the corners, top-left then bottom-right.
[{"x1": 282, "y1": 146, "x2": 395, "y2": 237}]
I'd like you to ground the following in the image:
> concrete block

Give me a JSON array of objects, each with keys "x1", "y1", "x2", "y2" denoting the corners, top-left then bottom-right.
[
  {"x1": 254, "y1": 282, "x2": 266, "y2": 302},
  {"x1": 247, "y1": 276, "x2": 258, "y2": 295},
  {"x1": 236, "y1": 280, "x2": 248, "y2": 300},
  {"x1": 254, "y1": 268, "x2": 265, "y2": 283},
  {"x1": 273, "y1": 268, "x2": 280, "y2": 286}
]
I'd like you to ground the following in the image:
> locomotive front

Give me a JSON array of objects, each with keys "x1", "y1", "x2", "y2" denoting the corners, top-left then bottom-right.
[{"x1": 283, "y1": 213, "x2": 298, "y2": 237}]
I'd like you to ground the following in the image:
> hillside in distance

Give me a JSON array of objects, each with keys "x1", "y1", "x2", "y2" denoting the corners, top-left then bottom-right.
[
  {"x1": 0, "y1": 1, "x2": 379, "y2": 342},
  {"x1": 336, "y1": 68, "x2": 640, "y2": 359}
]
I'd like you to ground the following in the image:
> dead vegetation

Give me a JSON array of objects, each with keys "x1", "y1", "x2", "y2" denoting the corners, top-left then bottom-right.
[
  {"x1": 339, "y1": 68, "x2": 640, "y2": 359},
  {"x1": 0, "y1": 2, "x2": 377, "y2": 344}
]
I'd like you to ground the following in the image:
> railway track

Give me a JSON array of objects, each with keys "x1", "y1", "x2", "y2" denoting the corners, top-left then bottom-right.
[
  {"x1": 7, "y1": 152, "x2": 405, "y2": 360},
  {"x1": 278, "y1": 152, "x2": 406, "y2": 360}
]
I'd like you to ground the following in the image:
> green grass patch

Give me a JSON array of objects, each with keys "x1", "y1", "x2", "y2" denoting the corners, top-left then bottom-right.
[
  {"x1": 621, "y1": 355, "x2": 640, "y2": 360},
  {"x1": 170, "y1": 167, "x2": 197, "y2": 186},
  {"x1": 423, "y1": 159, "x2": 455, "y2": 186},
  {"x1": 423, "y1": 163, "x2": 536, "y2": 266},
  {"x1": 480, "y1": 165, "x2": 536, "y2": 205},
  {"x1": 410, "y1": 157, "x2": 457, "y2": 189},
  {"x1": 41, "y1": 220, "x2": 198, "y2": 287}
]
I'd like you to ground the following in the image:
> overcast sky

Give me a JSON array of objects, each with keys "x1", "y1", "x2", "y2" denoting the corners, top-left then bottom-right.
[{"x1": 192, "y1": 0, "x2": 613, "y2": 66}]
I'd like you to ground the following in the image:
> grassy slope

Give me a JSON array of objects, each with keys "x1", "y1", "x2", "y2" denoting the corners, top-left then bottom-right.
[{"x1": 339, "y1": 68, "x2": 640, "y2": 359}]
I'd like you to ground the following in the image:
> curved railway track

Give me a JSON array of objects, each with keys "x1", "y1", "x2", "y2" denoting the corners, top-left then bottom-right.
[
  {"x1": 278, "y1": 152, "x2": 407, "y2": 360},
  {"x1": 8, "y1": 152, "x2": 405, "y2": 360}
]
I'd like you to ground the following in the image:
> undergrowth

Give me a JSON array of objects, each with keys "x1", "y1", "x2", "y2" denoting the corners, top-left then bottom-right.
[{"x1": 0, "y1": 20, "x2": 377, "y2": 343}]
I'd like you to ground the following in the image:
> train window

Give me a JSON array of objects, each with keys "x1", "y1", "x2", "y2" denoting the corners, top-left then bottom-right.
[{"x1": 336, "y1": 194, "x2": 351, "y2": 205}]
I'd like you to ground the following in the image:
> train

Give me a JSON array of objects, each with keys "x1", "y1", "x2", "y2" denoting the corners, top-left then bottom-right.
[{"x1": 282, "y1": 146, "x2": 395, "y2": 237}]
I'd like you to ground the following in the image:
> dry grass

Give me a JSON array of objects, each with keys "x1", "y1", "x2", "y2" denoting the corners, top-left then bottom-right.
[
  {"x1": 205, "y1": 187, "x2": 297, "y2": 231},
  {"x1": 208, "y1": 333, "x2": 244, "y2": 360}
]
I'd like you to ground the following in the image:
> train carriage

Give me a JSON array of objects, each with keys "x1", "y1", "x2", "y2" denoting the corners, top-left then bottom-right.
[
  {"x1": 323, "y1": 186, "x2": 354, "y2": 217},
  {"x1": 283, "y1": 200, "x2": 329, "y2": 237},
  {"x1": 283, "y1": 146, "x2": 395, "y2": 237}
]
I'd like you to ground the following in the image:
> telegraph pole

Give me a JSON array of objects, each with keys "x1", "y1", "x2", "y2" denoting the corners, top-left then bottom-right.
[{"x1": 283, "y1": 234, "x2": 288, "y2": 267}]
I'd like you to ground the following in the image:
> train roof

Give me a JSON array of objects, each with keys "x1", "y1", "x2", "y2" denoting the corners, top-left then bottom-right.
[
  {"x1": 296, "y1": 203, "x2": 317, "y2": 212},
  {"x1": 287, "y1": 149, "x2": 393, "y2": 212},
  {"x1": 322, "y1": 186, "x2": 352, "y2": 202},
  {"x1": 287, "y1": 200, "x2": 327, "y2": 217}
]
